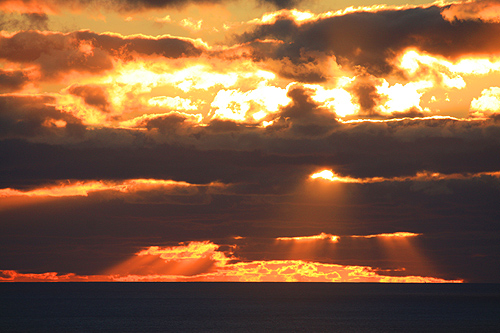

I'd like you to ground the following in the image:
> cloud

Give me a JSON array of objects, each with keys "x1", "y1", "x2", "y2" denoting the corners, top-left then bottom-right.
[
  {"x1": 0, "y1": 69, "x2": 33, "y2": 92},
  {"x1": 276, "y1": 232, "x2": 339, "y2": 242},
  {"x1": 237, "y1": 5, "x2": 500, "y2": 78},
  {"x1": 121, "y1": 112, "x2": 203, "y2": 134},
  {"x1": 347, "y1": 74, "x2": 383, "y2": 116},
  {"x1": 0, "y1": 12, "x2": 49, "y2": 30},
  {"x1": 351, "y1": 232, "x2": 421, "y2": 238},
  {"x1": 68, "y1": 84, "x2": 110, "y2": 113},
  {"x1": 2, "y1": 112, "x2": 500, "y2": 190},
  {"x1": 1, "y1": 239, "x2": 462, "y2": 282},
  {"x1": 1, "y1": 170, "x2": 498, "y2": 281},
  {"x1": 257, "y1": 0, "x2": 300, "y2": 10},
  {"x1": 310, "y1": 169, "x2": 500, "y2": 185},
  {"x1": 0, "y1": 179, "x2": 226, "y2": 207},
  {"x1": 210, "y1": 84, "x2": 290, "y2": 123},
  {"x1": 0, "y1": 30, "x2": 205, "y2": 80},
  {"x1": 442, "y1": 0, "x2": 500, "y2": 23},
  {"x1": 179, "y1": 17, "x2": 203, "y2": 31},
  {"x1": 0, "y1": 31, "x2": 114, "y2": 80},
  {"x1": 470, "y1": 86, "x2": 500, "y2": 117},
  {"x1": 266, "y1": 85, "x2": 338, "y2": 137},
  {"x1": 0, "y1": 95, "x2": 85, "y2": 139},
  {"x1": 0, "y1": 0, "x2": 300, "y2": 15},
  {"x1": 74, "y1": 30, "x2": 205, "y2": 59}
]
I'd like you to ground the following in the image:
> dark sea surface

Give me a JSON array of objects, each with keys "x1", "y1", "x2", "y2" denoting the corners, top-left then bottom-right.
[{"x1": 1, "y1": 283, "x2": 499, "y2": 332}]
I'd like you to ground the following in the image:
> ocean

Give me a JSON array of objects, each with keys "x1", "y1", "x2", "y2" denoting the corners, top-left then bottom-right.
[{"x1": 1, "y1": 283, "x2": 499, "y2": 332}]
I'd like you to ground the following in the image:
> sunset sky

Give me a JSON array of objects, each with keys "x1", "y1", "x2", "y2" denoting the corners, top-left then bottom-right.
[{"x1": 1, "y1": 0, "x2": 500, "y2": 282}]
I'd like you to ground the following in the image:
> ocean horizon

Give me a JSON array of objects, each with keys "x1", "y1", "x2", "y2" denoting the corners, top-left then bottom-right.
[{"x1": 1, "y1": 282, "x2": 499, "y2": 332}]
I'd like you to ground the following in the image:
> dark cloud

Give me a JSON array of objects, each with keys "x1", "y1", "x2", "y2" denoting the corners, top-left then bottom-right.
[
  {"x1": 68, "y1": 84, "x2": 110, "y2": 113},
  {"x1": 96, "y1": 0, "x2": 300, "y2": 10},
  {"x1": 347, "y1": 75, "x2": 383, "y2": 116},
  {"x1": 256, "y1": 0, "x2": 300, "y2": 9},
  {"x1": 0, "y1": 13, "x2": 49, "y2": 31},
  {"x1": 144, "y1": 113, "x2": 189, "y2": 133},
  {"x1": 0, "y1": 31, "x2": 113, "y2": 79},
  {"x1": 104, "y1": 0, "x2": 225, "y2": 10},
  {"x1": 2, "y1": 84, "x2": 500, "y2": 189},
  {"x1": 132, "y1": 112, "x2": 206, "y2": 136},
  {"x1": 3, "y1": 114, "x2": 500, "y2": 191},
  {"x1": 0, "y1": 0, "x2": 299, "y2": 14},
  {"x1": 0, "y1": 30, "x2": 204, "y2": 80},
  {"x1": 237, "y1": 5, "x2": 500, "y2": 77},
  {"x1": 0, "y1": 95, "x2": 85, "y2": 139},
  {"x1": 266, "y1": 85, "x2": 338, "y2": 136},
  {"x1": 74, "y1": 30, "x2": 204, "y2": 59},
  {"x1": 134, "y1": 0, "x2": 304, "y2": 10},
  {"x1": 0, "y1": 70, "x2": 31, "y2": 92},
  {"x1": 205, "y1": 119, "x2": 256, "y2": 133},
  {"x1": 22, "y1": 12, "x2": 49, "y2": 29},
  {"x1": 0, "y1": 138, "x2": 315, "y2": 194}
]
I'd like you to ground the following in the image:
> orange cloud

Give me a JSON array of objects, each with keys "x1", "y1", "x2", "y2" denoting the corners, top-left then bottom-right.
[
  {"x1": 277, "y1": 232, "x2": 339, "y2": 242},
  {"x1": 310, "y1": 169, "x2": 500, "y2": 183},
  {"x1": 0, "y1": 178, "x2": 225, "y2": 198},
  {"x1": 0, "y1": 0, "x2": 57, "y2": 14},
  {"x1": 398, "y1": 49, "x2": 500, "y2": 77},
  {"x1": 351, "y1": 232, "x2": 422, "y2": 239},
  {"x1": 247, "y1": 5, "x2": 421, "y2": 27},
  {"x1": 0, "y1": 261, "x2": 462, "y2": 283},
  {"x1": 470, "y1": 86, "x2": 500, "y2": 117},
  {"x1": 442, "y1": 0, "x2": 500, "y2": 23},
  {"x1": 107, "y1": 241, "x2": 233, "y2": 277},
  {"x1": 104, "y1": 241, "x2": 462, "y2": 282},
  {"x1": 50, "y1": 52, "x2": 285, "y2": 126},
  {"x1": 0, "y1": 270, "x2": 112, "y2": 282},
  {"x1": 137, "y1": 241, "x2": 230, "y2": 263},
  {"x1": 1, "y1": 238, "x2": 464, "y2": 282}
]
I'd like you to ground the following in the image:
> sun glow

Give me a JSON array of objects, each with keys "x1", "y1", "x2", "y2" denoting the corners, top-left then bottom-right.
[
  {"x1": 210, "y1": 84, "x2": 290, "y2": 122},
  {"x1": 399, "y1": 49, "x2": 500, "y2": 76},
  {"x1": 304, "y1": 81, "x2": 358, "y2": 117},
  {"x1": 377, "y1": 79, "x2": 434, "y2": 114},
  {"x1": 310, "y1": 170, "x2": 366, "y2": 182}
]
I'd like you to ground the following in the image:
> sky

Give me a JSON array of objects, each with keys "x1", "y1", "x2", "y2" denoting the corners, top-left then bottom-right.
[{"x1": 1, "y1": 0, "x2": 500, "y2": 283}]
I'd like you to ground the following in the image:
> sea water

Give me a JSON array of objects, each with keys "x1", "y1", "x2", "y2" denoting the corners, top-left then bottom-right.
[{"x1": 1, "y1": 283, "x2": 499, "y2": 332}]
